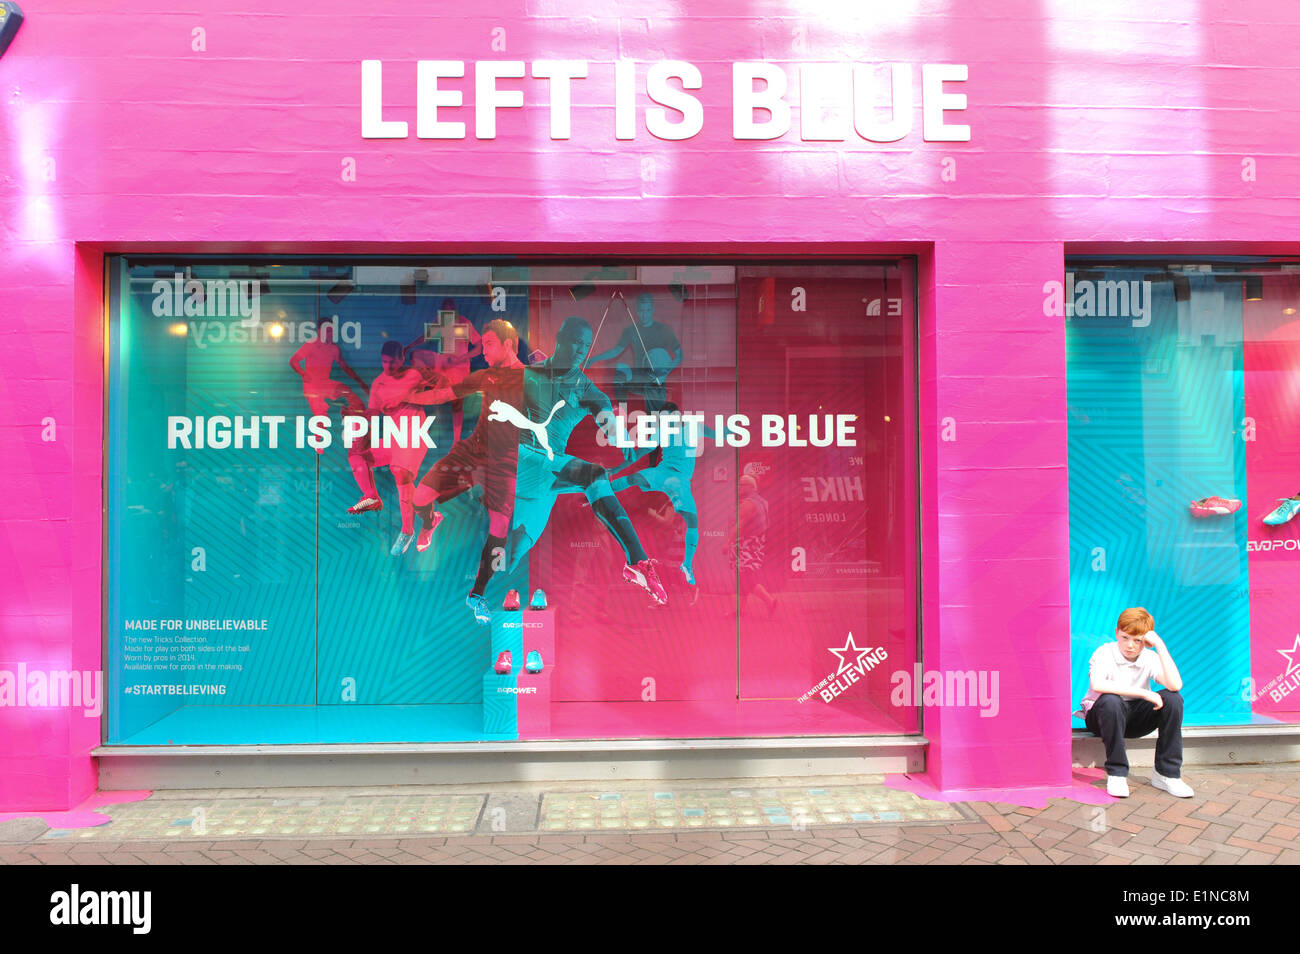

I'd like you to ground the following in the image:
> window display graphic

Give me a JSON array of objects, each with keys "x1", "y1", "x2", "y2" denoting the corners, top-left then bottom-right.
[
  {"x1": 288, "y1": 321, "x2": 367, "y2": 437},
  {"x1": 506, "y1": 315, "x2": 669, "y2": 612},
  {"x1": 408, "y1": 320, "x2": 526, "y2": 624},
  {"x1": 346, "y1": 339, "x2": 432, "y2": 553},
  {"x1": 1067, "y1": 262, "x2": 1300, "y2": 727},
  {"x1": 611, "y1": 401, "x2": 708, "y2": 588},
  {"x1": 107, "y1": 260, "x2": 916, "y2": 745},
  {"x1": 588, "y1": 291, "x2": 682, "y2": 413}
]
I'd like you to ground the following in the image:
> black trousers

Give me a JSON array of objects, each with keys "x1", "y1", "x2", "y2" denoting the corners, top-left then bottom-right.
[{"x1": 1084, "y1": 690, "x2": 1184, "y2": 778}]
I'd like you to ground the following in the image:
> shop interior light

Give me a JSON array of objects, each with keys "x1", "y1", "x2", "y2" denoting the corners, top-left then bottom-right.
[
  {"x1": 1284, "y1": 307, "x2": 1296, "y2": 316},
  {"x1": 0, "y1": 3, "x2": 23, "y2": 59},
  {"x1": 1245, "y1": 276, "x2": 1264, "y2": 301}
]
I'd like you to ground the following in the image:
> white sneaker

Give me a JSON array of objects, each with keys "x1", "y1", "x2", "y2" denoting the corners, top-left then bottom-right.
[
  {"x1": 1106, "y1": 775, "x2": 1130, "y2": 798},
  {"x1": 1151, "y1": 771, "x2": 1194, "y2": 798}
]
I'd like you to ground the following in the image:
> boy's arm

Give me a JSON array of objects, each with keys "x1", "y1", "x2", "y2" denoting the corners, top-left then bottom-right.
[
  {"x1": 1089, "y1": 651, "x2": 1163, "y2": 707},
  {"x1": 1088, "y1": 677, "x2": 1162, "y2": 705},
  {"x1": 1144, "y1": 632, "x2": 1183, "y2": 692}
]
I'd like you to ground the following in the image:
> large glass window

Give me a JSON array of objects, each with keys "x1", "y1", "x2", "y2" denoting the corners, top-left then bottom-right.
[
  {"x1": 106, "y1": 258, "x2": 917, "y2": 744},
  {"x1": 1067, "y1": 258, "x2": 1300, "y2": 727}
]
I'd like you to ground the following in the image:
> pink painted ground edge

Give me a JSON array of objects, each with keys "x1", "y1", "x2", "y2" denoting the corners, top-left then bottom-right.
[
  {"x1": 0, "y1": 789, "x2": 151, "y2": 830},
  {"x1": 885, "y1": 768, "x2": 1113, "y2": 810}
]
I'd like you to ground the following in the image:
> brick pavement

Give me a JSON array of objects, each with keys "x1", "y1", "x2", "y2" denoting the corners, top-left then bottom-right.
[{"x1": 1, "y1": 765, "x2": 1297, "y2": 865}]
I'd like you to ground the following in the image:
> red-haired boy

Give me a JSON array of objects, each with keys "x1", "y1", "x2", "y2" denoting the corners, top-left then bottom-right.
[{"x1": 1080, "y1": 607, "x2": 1193, "y2": 799}]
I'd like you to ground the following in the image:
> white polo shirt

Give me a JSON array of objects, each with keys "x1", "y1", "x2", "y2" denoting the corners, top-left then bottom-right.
[{"x1": 1079, "y1": 642, "x2": 1166, "y2": 713}]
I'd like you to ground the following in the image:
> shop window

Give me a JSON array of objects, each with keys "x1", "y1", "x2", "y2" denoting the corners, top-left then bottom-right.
[
  {"x1": 106, "y1": 258, "x2": 918, "y2": 744},
  {"x1": 1066, "y1": 259, "x2": 1300, "y2": 726}
]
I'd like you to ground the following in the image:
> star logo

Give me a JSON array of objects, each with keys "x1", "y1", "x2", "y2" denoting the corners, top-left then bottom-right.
[
  {"x1": 828, "y1": 632, "x2": 871, "y2": 675},
  {"x1": 1278, "y1": 634, "x2": 1300, "y2": 678}
]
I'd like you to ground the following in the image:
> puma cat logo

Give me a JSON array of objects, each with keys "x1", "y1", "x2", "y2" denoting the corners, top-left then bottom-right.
[{"x1": 488, "y1": 399, "x2": 566, "y2": 460}]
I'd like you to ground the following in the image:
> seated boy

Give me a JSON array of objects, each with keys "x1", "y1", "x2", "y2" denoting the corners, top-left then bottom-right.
[{"x1": 1079, "y1": 607, "x2": 1193, "y2": 799}]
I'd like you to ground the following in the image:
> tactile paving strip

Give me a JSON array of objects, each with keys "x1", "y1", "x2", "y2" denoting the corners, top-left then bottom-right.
[
  {"x1": 538, "y1": 784, "x2": 965, "y2": 832},
  {"x1": 41, "y1": 794, "x2": 485, "y2": 841}
]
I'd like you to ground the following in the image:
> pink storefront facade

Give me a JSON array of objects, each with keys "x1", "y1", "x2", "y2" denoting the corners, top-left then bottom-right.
[{"x1": 5, "y1": 1, "x2": 1300, "y2": 813}]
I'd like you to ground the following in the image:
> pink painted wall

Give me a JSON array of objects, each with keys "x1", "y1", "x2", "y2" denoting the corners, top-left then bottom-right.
[{"x1": 5, "y1": 0, "x2": 1300, "y2": 808}]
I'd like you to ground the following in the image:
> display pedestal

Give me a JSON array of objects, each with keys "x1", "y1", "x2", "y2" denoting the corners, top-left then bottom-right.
[
  {"x1": 481, "y1": 607, "x2": 555, "y2": 735},
  {"x1": 481, "y1": 670, "x2": 516, "y2": 735},
  {"x1": 517, "y1": 608, "x2": 554, "y2": 736}
]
